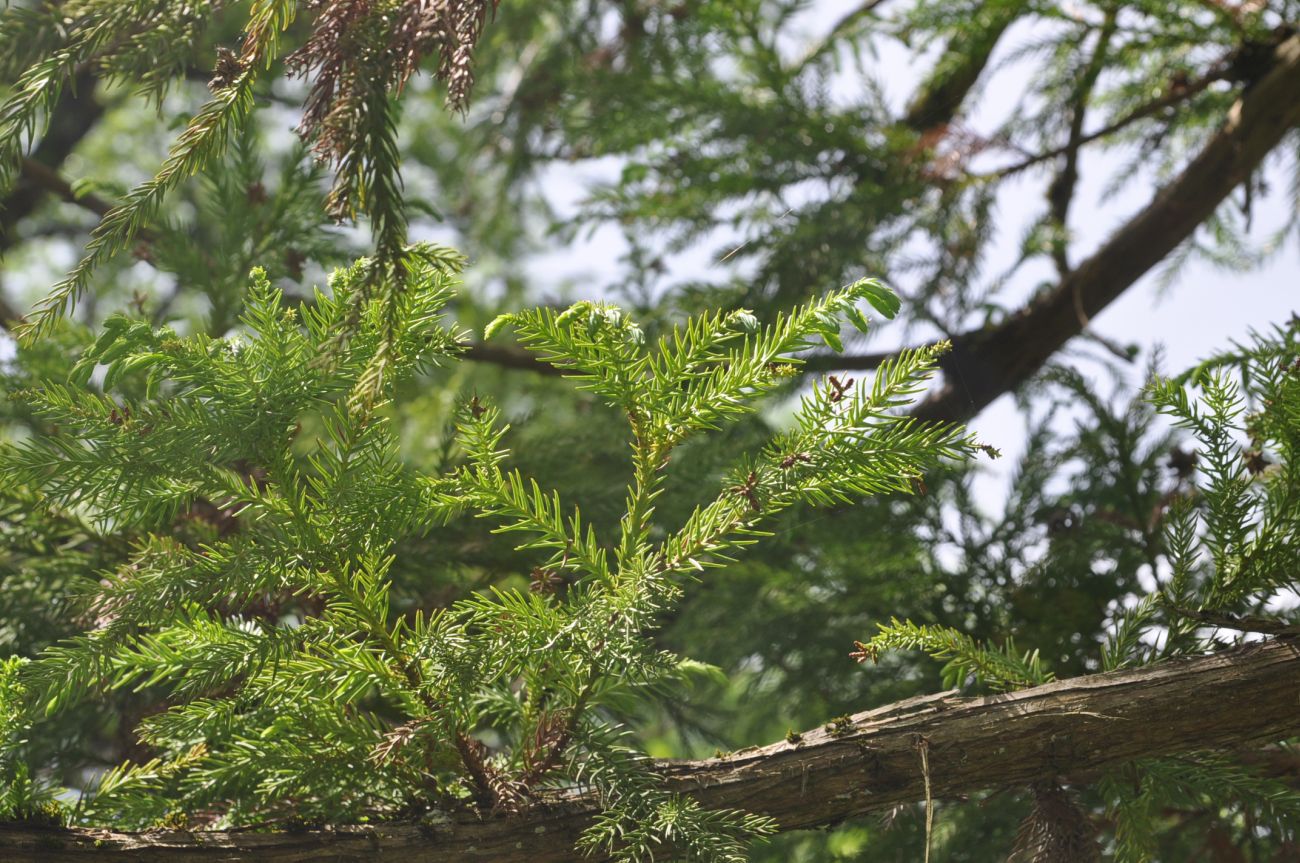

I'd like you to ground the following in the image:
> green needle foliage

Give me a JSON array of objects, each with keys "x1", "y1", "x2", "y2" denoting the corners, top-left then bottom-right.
[
  {"x1": 3, "y1": 2, "x2": 1299, "y2": 860},
  {"x1": 0, "y1": 256, "x2": 982, "y2": 859},
  {"x1": 854, "y1": 620, "x2": 1053, "y2": 693},
  {"x1": 859, "y1": 320, "x2": 1300, "y2": 860},
  {"x1": 0, "y1": 0, "x2": 500, "y2": 407}
]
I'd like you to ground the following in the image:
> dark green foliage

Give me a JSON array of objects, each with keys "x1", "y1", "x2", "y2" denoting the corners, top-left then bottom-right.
[
  {"x1": 861, "y1": 322, "x2": 1300, "y2": 860},
  {"x1": 0, "y1": 0, "x2": 499, "y2": 407},
  {"x1": 3, "y1": 1, "x2": 1299, "y2": 861}
]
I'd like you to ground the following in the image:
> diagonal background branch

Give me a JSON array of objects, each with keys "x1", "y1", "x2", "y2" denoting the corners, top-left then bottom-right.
[
  {"x1": 422, "y1": 34, "x2": 1300, "y2": 400},
  {"x1": 0, "y1": 70, "x2": 104, "y2": 254},
  {"x1": 902, "y1": 5, "x2": 1017, "y2": 133},
  {"x1": 914, "y1": 32, "x2": 1300, "y2": 423},
  {"x1": 3, "y1": 637, "x2": 1298, "y2": 862}
]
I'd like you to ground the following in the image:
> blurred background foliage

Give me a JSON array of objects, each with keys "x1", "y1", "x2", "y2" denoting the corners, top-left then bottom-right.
[{"x1": 2, "y1": 0, "x2": 1299, "y2": 859}]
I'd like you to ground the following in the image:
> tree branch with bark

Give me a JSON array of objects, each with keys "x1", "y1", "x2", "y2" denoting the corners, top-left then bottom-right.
[
  {"x1": 2, "y1": 638, "x2": 1295, "y2": 862},
  {"x1": 916, "y1": 32, "x2": 1300, "y2": 424}
]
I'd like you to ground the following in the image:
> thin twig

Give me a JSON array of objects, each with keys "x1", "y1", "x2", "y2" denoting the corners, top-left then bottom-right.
[
  {"x1": 462, "y1": 341, "x2": 563, "y2": 375},
  {"x1": 979, "y1": 60, "x2": 1230, "y2": 182},
  {"x1": 461, "y1": 341, "x2": 902, "y2": 377},
  {"x1": 915, "y1": 734, "x2": 933, "y2": 863},
  {"x1": 1048, "y1": 9, "x2": 1118, "y2": 278}
]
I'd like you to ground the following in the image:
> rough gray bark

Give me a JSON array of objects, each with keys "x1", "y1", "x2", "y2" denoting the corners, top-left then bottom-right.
[{"x1": 3, "y1": 637, "x2": 1298, "y2": 862}]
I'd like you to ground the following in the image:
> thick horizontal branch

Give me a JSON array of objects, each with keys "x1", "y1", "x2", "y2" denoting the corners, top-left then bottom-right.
[
  {"x1": 914, "y1": 32, "x2": 1300, "y2": 424},
  {"x1": 3, "y1": 638, "x2": 1298, "y2": 862}
]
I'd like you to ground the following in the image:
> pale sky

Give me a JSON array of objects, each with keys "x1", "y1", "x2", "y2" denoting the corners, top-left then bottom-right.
[
  {"x1": 511, "y1": 4, "x2": 1298, "y2": 499},
  {"x1": 2, "y1": 3, "x2": 1294, "y2": 491}
]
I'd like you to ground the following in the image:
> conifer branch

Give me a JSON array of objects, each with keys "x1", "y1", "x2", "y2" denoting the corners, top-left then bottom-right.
[
  {"x1": 2, "y1": 638, "x2": 1297, "y2": 862},
  {"x1": 14, "y1": 38, "x2": 282, "y2": 342}
]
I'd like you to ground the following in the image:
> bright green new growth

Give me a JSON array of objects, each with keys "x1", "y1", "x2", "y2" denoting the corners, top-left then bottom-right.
[
  {"x1": 856, "y1": 620, "x2": 1053, "y2": 693},
  {"x1": 0, "y1": 256, "x2": 981, "y2": 859}
]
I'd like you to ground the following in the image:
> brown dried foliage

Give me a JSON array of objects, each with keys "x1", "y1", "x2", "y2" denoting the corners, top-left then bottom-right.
[
  {"x1": 520, "y1": 709, "x2": 573, "y2": 784},
  {"x1": 287, "y1": 0, "x2": 499, "y2": 165},
  {"x1": 455, "y1": 731, "x2": 529, "y2": 814},
  {"x1": 392, "y1": 0, "x2": 499, "y2": 109},
  {"x1": 371, "y1": 717, "x2": 430, "y2": 765},
  {"x1": 1009, "y1": 782, "x2": 1100, "y2": 863}
]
